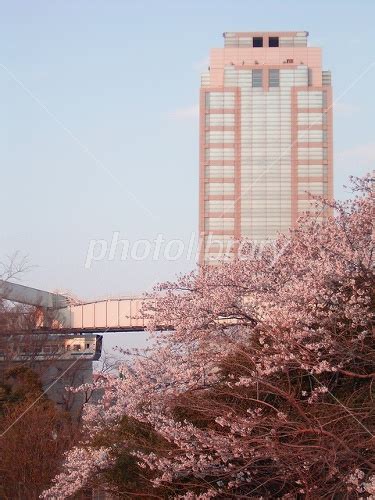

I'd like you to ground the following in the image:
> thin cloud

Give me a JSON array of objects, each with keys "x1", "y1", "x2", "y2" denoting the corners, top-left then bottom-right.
[
  {"x1": 193, "y1": 56, "x2": 209, "y2": 72},
  {"x1": 334, "y1": 102, "x2": 360, "y2": 116},
  {"x1": 339, "y1": 143, "x2": 375, "y2": 165},
  {"x1": 166, "y1": 105, "x2": 199, "y2": 120}
]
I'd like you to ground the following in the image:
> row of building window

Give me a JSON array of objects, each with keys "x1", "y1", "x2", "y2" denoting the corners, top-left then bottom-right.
[
  {"x1": 205, "y1": 148, "x2": 327, "y2": 159},
  {"x1": 205, "y1": 200, "x2": 308, "y2": 213},
  {"x1": 206, "y1": 90, "x2": 327, "y2": 109},
  {"x1": 205, "y1": 183, "x2": 328, "y2": 196},
  {"x1": 204, "y1": 200, "x2": 327, "y2": 219},
  {"x1": 205, "y1": 132, "x2": 327, "y2": 143},
  {"x1": 252, "y1": 69, "x2": 280, "y2": 87},
  {"x1": 229, "y1": 69, "x2": 308, "y2": 88},
  {"x1": 223, "y1": 33, "x2": 308, "y2": 49},
  {"x1": 206, "y1": 112, "x2": 327, "y2": 129},
  {"x1": 223, "y1": 36, "x2": 282, "y2": 48}
]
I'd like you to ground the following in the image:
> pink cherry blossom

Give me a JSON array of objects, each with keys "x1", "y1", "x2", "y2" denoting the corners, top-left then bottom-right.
[{"x1": 42, "y1": 175, "x2": 375, "y2": 499}]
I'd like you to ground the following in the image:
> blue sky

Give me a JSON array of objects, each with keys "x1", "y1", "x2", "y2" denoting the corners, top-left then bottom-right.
[{"x1": 0, "y1": 0, "x2": 374, "y2": 299}]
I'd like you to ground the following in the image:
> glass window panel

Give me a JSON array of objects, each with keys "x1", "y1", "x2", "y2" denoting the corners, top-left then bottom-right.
[{"x1": 252, "y1": 69, "x2": 263, "y2": 88}]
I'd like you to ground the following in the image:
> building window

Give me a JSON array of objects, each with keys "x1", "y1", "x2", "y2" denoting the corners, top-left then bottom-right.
[
  {"x1": 269, "y1": 69, "x2": 280, "y2": 87},
  {"x1": 308, "y1": 68, "x2": 313, "y2": 86},
  {"x1": 252, "y1": 69, "x2": 263, "y2": 87},
  {"x1": 253, "y1": 37, "x2": 263, "y2": 47},
  {"x1": 269, "y1": 36, "x2": 279, "y2": 47},
  {"x1": 322, "y1": 91, "x2": 328, "y2": 109}
]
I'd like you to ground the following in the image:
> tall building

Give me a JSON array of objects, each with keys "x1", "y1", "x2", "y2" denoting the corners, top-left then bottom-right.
[{"x1": 199, "y1": 31, "x2": 333, "y2": 263}]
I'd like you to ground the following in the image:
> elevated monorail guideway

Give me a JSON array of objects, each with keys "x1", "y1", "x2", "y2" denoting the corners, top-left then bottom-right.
[
  {"x1": 0, "y1": 279, "x2": 69, "y2": 309},
  {"x1": 0, "y1": 279, "x2": 148, "y2": 332},
  {"x1": 65, "y1": 297, "x2": 147, "y2": 331}
]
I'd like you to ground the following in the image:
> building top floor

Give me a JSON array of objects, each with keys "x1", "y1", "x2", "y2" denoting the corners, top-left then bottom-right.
[
  {"x1": 223, "y1": 31, "x2": 309, "y2": 48},
  {"x1": 201, "y1": 31, "x2": 330, "y2": 89}
]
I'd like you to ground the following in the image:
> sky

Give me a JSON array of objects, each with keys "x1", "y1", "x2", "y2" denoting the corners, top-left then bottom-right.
[{"x1": 0, "y1": 0, "x2": 374, "y2": 300}]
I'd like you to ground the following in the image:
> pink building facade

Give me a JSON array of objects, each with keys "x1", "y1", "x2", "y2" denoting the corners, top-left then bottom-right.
[{"x1": 199, "y1": 31, "x2": 333, "y2": 263}]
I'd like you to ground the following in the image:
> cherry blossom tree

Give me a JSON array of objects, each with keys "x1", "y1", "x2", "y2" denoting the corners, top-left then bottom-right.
[{"x1": 43, "y1": 175, "x2": 375, "y2": 499}]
